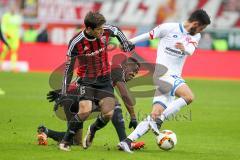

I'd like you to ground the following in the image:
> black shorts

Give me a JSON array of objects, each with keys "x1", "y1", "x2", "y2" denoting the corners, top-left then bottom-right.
[
  {"x1": 77, "y1": 75, "x2": 114, "y2": 102},
  {"x1": 54, "y1": 96, "x2": 100, "y2": 121},
  {"x1": 54, "y1": 92, "x2": 120, "y2": 121}
]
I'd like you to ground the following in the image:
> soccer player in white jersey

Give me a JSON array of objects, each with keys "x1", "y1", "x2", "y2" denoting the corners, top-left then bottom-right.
[{"x1": 119, "y1": 9, "x2": 211, "y2": 153}]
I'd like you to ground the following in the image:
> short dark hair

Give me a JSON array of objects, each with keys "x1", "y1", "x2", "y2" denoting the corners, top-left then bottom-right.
[
  {"x1": 122, "y1": 57, "x2": 140, "y2": 68},
  {"x1": 188, "y1": 9, "x2": 211, "y2": 25},
  {"x1": 84, "y1": 11, "x2": 106, "y2": 29}
]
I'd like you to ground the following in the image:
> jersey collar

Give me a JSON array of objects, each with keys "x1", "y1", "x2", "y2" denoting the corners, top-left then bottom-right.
[
  {"x1": 83, "y1": 30, "x2": 96, "y2": 41},
  {"x1": 179, "y1": 23, "x2": 188, "y2": 34}
]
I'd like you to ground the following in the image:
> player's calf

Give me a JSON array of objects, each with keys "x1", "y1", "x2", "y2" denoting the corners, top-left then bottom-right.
[
  {"x1": 181, "y1": 94, "x2": 194, "y2": 105},
  {"x1": 83, "y1": 114, "x2": 109, "y2": 149}
]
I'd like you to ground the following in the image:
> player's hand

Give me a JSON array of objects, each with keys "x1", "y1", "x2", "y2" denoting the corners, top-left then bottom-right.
[
  {"x1": 46, "y1": 89, "x2": 61, "y2": 102},
  {"x1": 127, "y1": 41, "x2": 135, "y2": 51},
  {"x1": 175, "y1": 42, "x2": 185, "y2": 52},
  {"x1": 129, "y1": 118, "x2": 138, "y2": 129}
]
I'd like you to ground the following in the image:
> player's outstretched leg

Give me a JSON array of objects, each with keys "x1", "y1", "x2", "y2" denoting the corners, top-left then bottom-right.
[
  {"x1": 83, "y1": 96, "x2": 115, "y2": 149},
  {"x1": 118, "y1": 117, "x2": 151, "y2": 153},
  {"x1": 37, "y1": 125, "x2": 83, "y2": 145},
  {"x1": 59, "y1": 100, "x2": 91, "y2": 151},
  {"x1": 111, "y1": 106, "x2": 127, "y2": 141},
  {"x1": 83, "y1": 114, "x2": 109, "y2": 149},
  {"x1": 59, "y1": 115, "x2": 84, "y2": 151},
  {"x1": 161, "y1": 84, "x2": 193, "y2": 121},
  {"x1": 112, "y1": 106, "x2": 145, "y2": 150}
]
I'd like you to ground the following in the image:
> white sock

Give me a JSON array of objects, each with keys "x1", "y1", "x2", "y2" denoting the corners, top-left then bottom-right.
[
  {"x1": 162, "y1": 97, "x2": 187, "y2": 120},
  {"x1": 128, "y1": 117, "x2": 150, "y2": 141},
  {"x1": 149, "y1": 120, "x2": 160, "y2": 136}
]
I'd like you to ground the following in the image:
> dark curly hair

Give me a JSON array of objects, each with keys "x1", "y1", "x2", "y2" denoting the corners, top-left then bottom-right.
[{"x1": 84, "y1": 11, "x2": 106, "y2": 29}]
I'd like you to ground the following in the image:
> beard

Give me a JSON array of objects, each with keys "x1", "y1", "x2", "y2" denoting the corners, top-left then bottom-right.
[{"x1": 189, "y1": 27, "x2": 197, "y2": 35}]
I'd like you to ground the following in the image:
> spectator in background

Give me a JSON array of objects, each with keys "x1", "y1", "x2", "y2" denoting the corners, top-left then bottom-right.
[
  {"x1": 224, "y1": 0, "x2": 238, "y2": 11},
  {"x1": 20, "y1": 0, "x2": 38, "y2": 18},
  {"x1": 0, "y1": 0, "x2": 9, "y2": 16},
  {"x1": 23, "y1": 23, "x2": 49, "y2": 43},
  {"x1": 75, "y1": 24, "x2": 82, "y2": 34},
  {"x1": 36, "y1": 23, "x2": 48, "y2": 43},
  {"x1": 0, "y1": 4, "x2": 23, "y2": 71},
  {"x1": 198, "y1": 32, "x2": 213, "y2": 50},
  {"x1": 155, "y1": 0, "x2": 176, "y2": 24},
  {"x1": 23, "y1": 25, "x2": 38, "y2": 42}
]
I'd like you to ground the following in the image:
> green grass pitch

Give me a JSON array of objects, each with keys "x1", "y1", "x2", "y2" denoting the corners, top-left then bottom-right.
[{"x1": 0, "y1": 72, "x2": 240, "y2": 160}]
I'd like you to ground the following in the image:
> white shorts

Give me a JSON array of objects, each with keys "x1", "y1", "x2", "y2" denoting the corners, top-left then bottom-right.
[{"x1": 152, "y1": 75, "x2": 185, "y2": 108}]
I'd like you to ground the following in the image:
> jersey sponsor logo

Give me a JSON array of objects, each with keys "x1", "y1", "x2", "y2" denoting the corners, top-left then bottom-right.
[
  {"x1": 173, "y1": 35, "x2": 178, "y2": 38},
  {"x1": 185, "y1": 36, "x2": 198, "y2": 48},
  {"x1": 101, "y1": 36, "x2": 107, "y2": 44},
  {"x1": 165, "y1": 47, "x2": 184, "y2": 55},
  {"x1": 185, "y1": 36, "x2": 191, "y2": 42},
  {"x1": 84, "y1": 46, "x2": 89, "y2": 51},
  {"x1": 85, "y1": 47, "x2": 105, "y2": 57}
]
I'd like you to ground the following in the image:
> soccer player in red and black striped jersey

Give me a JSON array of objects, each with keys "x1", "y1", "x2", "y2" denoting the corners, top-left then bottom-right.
[
  {"x1": 59, "y1": 11, "x2": 135, "y2": 151},
  {"x1": 38, "y1": 57, "x2": 144, "y2": 150}
]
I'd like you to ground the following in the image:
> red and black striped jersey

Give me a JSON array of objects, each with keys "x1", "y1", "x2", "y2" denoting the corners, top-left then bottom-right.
[{"x1": 62, "y1": 24, "x2": 133, "y2": 94}]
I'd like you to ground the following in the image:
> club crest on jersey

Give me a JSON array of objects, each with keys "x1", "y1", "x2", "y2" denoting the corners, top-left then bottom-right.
[
  {"x1": 185, "y1": 36, "x2": 191, "y2": 42},
  {"x1": 149, "y1": 30, "x2": 154, "y2": 39},
  {"x1": 101, "y1": 36, "x2": 106, "y2": 44},
  {"x1": 83, "y1": 46, "x2": 89, "y2": 51}
]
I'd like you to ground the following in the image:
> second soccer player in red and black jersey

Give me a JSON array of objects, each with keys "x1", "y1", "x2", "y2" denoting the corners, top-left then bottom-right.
[{"x1": 59, "y1": 11, "x2": 135, "y2": 151}]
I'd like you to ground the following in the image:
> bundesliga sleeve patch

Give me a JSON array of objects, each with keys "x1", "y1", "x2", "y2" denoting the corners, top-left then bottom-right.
[{"x1": 149, "y1": 30, "x2": 154, "y2": 39}]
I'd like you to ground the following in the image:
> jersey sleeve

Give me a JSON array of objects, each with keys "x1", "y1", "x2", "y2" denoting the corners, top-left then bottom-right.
[
  {"x1": 104, "y1": 24, "x2": 134, "y2": 52},
  {"x1": 61, "y1": 56, "x2": 76, "y2": 94},
  {"x1": 62, "y1": 35, "x2": 81, "y2": 94},
  {"x1": 149, "y1": 23, "x2": 175, "y2": 39},
  {"x1": 67, "y1": 38, "x2": 79, "y2": 57}
]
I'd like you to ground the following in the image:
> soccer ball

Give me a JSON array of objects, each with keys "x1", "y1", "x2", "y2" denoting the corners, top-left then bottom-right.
[{"x1": 156, "y1": 130, "x2": 177, "y2": 151}]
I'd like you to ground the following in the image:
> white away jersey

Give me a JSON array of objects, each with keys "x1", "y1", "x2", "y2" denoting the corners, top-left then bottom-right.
[{"x1": 149, "y1": 23, "x2": 201, "y2": 76}]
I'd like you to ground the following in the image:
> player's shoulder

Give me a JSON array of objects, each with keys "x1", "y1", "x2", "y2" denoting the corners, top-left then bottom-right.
[
  {"x1": 68, "y1": 31, "x2": 84, "y2": 45},
  {"x1": 158, "y1": 22, "x2": 178, "y2": 29},
  {"x1": 195, "y1": 33, "x2": 201, "y2": 38},
  {"x1": 111, "y1": 65, "x2": 125, "y2": 84},
  {"x1": 192, "y1": 33, "x2": 201, "y2": 41},
  {"x1": 154, "y1": 22, "x2": 178, "y2": 33},
  {"x1": 103, "y1": 24, "x2": 119, "y2": 34},
  {"x1": 103, "y1": 24, "x2": 117, "y2": 29}
]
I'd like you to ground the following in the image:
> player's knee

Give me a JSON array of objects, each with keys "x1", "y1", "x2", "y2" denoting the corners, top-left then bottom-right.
[
  {"x1": 103, "y1": 110, "x2": 114, "y2": 120},
  {"x1": 182, "y1": 94, "x2": 194, "y2": 104},
  {"x1": 151, "y1": 103, "x2": 165, "y2": 120},
  {"x1": 151, "y1": 111, "x2": 161, "y2": 121},
  {"x1": 77, "y1": 101, "x2": 92, "y2": 120},
  {"x1": 79, "y1": 101, "x2": 92, "y2": 111}
]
